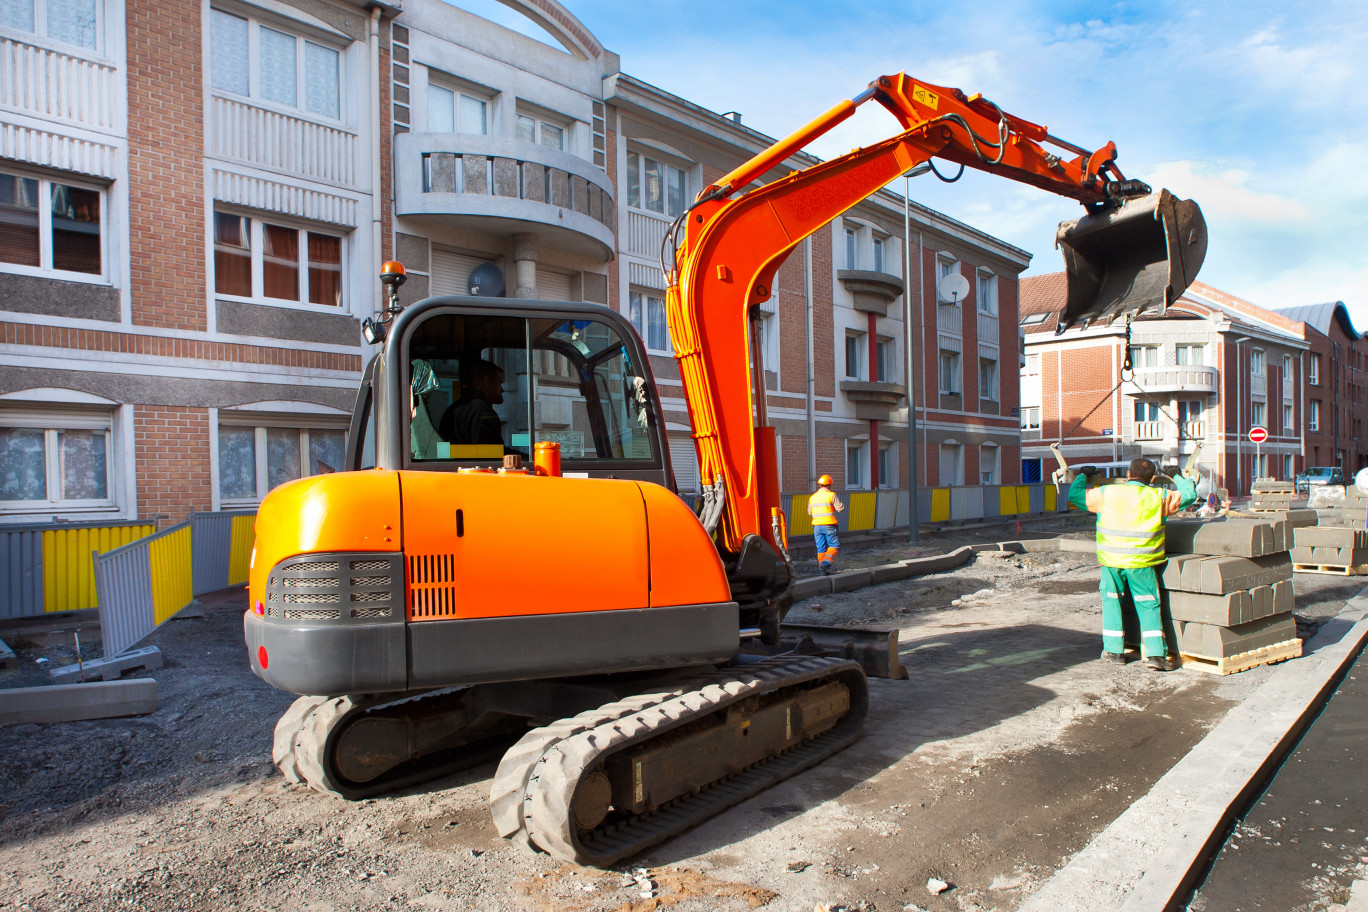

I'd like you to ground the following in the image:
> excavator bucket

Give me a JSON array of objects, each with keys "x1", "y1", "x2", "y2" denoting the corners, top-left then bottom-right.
[{"x1": 1054, "y1": 190, "x2": 1207, "y2": 333}]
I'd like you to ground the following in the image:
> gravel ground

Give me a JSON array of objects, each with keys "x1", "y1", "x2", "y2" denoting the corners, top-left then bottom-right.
[{"x1": 0, "y1": 515, "x2": 1359, "y2": 912}]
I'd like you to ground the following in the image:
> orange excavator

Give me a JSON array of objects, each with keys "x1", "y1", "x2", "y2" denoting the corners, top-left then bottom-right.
[{"x1": 244, "y1": 73, "x2": 1205, "y2": 866}]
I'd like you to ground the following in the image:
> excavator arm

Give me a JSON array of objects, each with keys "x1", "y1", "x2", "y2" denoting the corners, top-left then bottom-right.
[{"x1": 667, "y1": 72, "x2": 1205, "y2": 562}]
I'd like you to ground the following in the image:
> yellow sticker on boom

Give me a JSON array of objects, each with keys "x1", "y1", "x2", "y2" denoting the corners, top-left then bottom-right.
[{"x1": 912, "y1": 84, "x2": 940, "y2": 109}]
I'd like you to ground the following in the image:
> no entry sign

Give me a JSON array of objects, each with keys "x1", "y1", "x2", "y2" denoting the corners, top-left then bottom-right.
[{"x1": 1248, "y1": 426, "x2": 1268, "y2": 444}]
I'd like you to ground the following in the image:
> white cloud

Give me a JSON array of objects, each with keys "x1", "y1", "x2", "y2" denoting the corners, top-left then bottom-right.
[{"x1": 1143, "y1": 160, "x2": 1311, "y2": 223}]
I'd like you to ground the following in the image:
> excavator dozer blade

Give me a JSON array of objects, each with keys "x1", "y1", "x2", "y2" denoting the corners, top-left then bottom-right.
[{"x1": 1054, "y1": 190, "x2": 1207, "y2": 333}]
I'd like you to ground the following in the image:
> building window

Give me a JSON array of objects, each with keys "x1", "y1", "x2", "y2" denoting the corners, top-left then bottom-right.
[
  {"x1": 1251, "y1": 401, "x2": 1266, "y2": 428},
  {"x1": 845, "y1": 332, "x2": 865, "y2": 380},
  {"x1": 1282, "y1": 354, "x2": 1293, "y2": 377},
  {"x1": 1024, "y1": 353, "x2": 1040, "y2": 376},
  {"x1": 878, "y1": 444, "x2": 893, "y2": 487},
  {"x1": 628, "y1": 290, "x2": 670, "y2": 353},
  {"x1": 517, "y1": 112, "x2": 566, "y2": 150},
  {"x1": 1020, "y1": 406, "x2": 1040, "y2": 430},
  {"x1": 937, "y1": 256, "x2": 958, "y2": 284},
  {"x1": 980, "y1": 444, "x2": 999, "y2": 484},
  {"x1": 1128, "y1": 345, "x2": 1159, "y2": 368},
  {"x1": 1176, "y1": 344, "x2": 1204, "y2": 366},
  {"x1": 872, "y1": 237, "x2": 884, "y2": 273},
  {"x1": 213, "y1": 212, "x2": 344, "y2": 307},
  {"x1": 1310, "y1": 354, "x2": 1321, "y2": 385},
  {"x1": 1282, "y1": 454, "x2": 1294, "y2": 479},
  {"x1": 1250, "y1": 349, "x2": 1265, "y2": 373},
  {"x1": 1310, "y1": 399, "x2": 1321, "y2": 431},
  {"x1": 0, "y1": 412, "x2": 115, "y2": 513},
  {"x1": 218, "y1": 423, "x2": 345, "y2": 506},
  {"x1": 1176, "y1": 400, "x2": 1202, "y2": 422},
  {"x1": 1021, "y1": 457, "x2": 1043, "y2": 483},
  {"x1": 979, "y1": 357, "x2": 998, "y2": 401},
  {"x1": 1283, "y1": 403, "x2": 1294, "y2": 432},
  {"x1": 875, "y1": 337, "x2": 893, "y2": 382},
  {"x1": 844, "y1": 228, "x2": 857, "y2": 270},
  {"x1": 938, "y1": 443, "x2": 963, "y2": 486},
  {"x1": 210, "y1": 9, "x2": 340, "y2": 121},
  {"x1": 427, "y1": 81, "x2": 488, "y2": 134},
  {"x1": 847, "y1": 442, "x2": 864, "y2": 489},
  {"x1": 0, "y1": 0, "x2": 98, "y2": 50},
  {"x1": 939, "y1": 349, "x2": 961, "y2": 394},
  {"x1": 626, "y1": 151, "x2": 688, "y2": 218},
  {"x1": 976, "y1": 270, "x2": 997, "y2": 315},
  {"x1": 1134, "y1": 401, "x2": 1159, "y2": 422},
  {"x1": 0, "y1": 171, "x2": 103, "y2": 278}
]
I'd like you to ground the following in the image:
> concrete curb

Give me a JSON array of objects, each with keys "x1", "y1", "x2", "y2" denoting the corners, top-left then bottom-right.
[
  {"x1": 0, "y1": 679, "x2": 159, "y2": 725},
  {"x1": 1018, "y1": 587, "x2": 1368, "y2": 912}
]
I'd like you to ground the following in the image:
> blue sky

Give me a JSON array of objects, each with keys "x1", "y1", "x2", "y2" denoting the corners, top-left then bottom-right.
[{"x1": 459, "y1": 1, "x2": 1368, "y2": 328}]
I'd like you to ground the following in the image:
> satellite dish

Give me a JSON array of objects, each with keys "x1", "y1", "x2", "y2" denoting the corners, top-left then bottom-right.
[
  {"x1": 937, "y1": 272, "x2": 970, "y2": 304},
  {"x1": 1355, "y1": 466, "x2": 1368, "y2": 495},
  {"x1": 468, "y1": 263, "x2": 505, "y2": 297}
]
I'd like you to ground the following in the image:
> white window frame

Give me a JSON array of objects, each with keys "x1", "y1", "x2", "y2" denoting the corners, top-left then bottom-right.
[
  {"x1": 1024, "y1": 353, "x2": 1040, "y2": 376},
  {"x1": 878, "y1": 443, "x2": 895, "y2": 488},
  {"x1": 1134, "y1": 401, "x2": 1159, "y2": 422},
  {"x1": 426, "y1": 76, "x2": 490, "y2": 135},
  {"x1": 1310, "y1": 354, "x2": 1321, "y2": 385},
  {"x1": 875, "y1": 336, "x2": 894, "y2": 383},
  {"x1": 1310, "y1": 399, "x2": 1321, "y2": 431},
  {"x1": 212, "y1": 209, "x2": 347, "y2": 311},
  {"x1": 976, "y1": 269, "x2": 997, "y2": 316},
  {"x1": 208, "y1": 8, "x2": 344, "y2": 124},
  {"x1": 843, "y1": 227, "x2": 857, "y2": 270},
  {"x1": 846, "y1": 440, "x2": 867, "y2": 490},
  {"x1": 1020, "y1": 406, "x2": 1040, "y2": 430},
  {"x1": 516, "y1": 107, "x2": 569, "y2": 151},
  {"x1": 0, "y1": 168, "x2": 108, "y2": 283},
  {"x1": 0, "y1": 0, "x2": 101, "y2": 52},
  {"x1": 0, "y1": 408, "x2": 118, "y2": 516},
  {"x1": 216, "y1": 416, "x2": 347, "y2": 509},
  {"x1": 1282, "y1": 403, "x2": 1294, "y2": 431},
  {"x1": 844, "y1": 331, "x2": 866, "y2": 380},
  {"x1": 1176, "y1": 343, "x2": 1204, "y2": 366},
  {"x1": 979, "y1": 444, "x2": 999, "y2": 485},
  {"x1": 872, "y1": 236, "x2": 885, "y2": 274},
  {"x1": 978, "y1": 355, "x2": 998, "y2": 401},
  {"x1": 1128, "y1": 345, "x2": 1159, "y2": 368},
  {"x1": 1282, "y1": 454, "x2": 1294, "y2": 479},
  {"x1": 938, "y1": 349, "x2": 961, "y2": 394},
  {"x1": 626, "y1": 148, "x2": 691, "y2": 219},
  {"x1": 628, "y1": 289, "x2": 671, "y2": 355},
  {"x1": 1250, "y1": 348, "x2": 1266, "y2": 373},
  {"x1": 1251, "y1": 400, "x2": 1266, "y2": 428}
]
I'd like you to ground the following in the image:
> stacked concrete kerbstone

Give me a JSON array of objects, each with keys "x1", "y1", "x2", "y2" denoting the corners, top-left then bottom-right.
[
  {"x1": 1341, "y1": 485, "x2": 1368, "y2": 530},
  {"x1": 1160, "y1": 516, "x2": 1305, "y2": 670},
  {"x1": 1248, "y1": 477, "x2": 1297, "y2": 512},
  {"x1": 1291, "y1": 526, "x2": 1368, "y2": 572}
]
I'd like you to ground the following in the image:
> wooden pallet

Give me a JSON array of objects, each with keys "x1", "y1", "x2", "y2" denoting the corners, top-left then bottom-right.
[
  {"x1": 1293, "y1": 563, "x2": 1368, "y2": 576},
  {"x1": 1179, "y1": 638, "x2": 1303, "y2": 676}
]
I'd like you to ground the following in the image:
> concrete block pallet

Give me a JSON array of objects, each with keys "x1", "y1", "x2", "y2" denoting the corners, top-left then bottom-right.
[
  {"x1": 1341, "y1": 488, "x2": 1368, "y2": 528},
  {"x1": 1162, "y1": 515, "x2": 1301, "y2": 675},
  {"x1": 1247, "y1": 478, "x2": 1299, "y2": 513},
  {"x1": 1291, "y1": 525, "x2": 1368, "y2": 575}
]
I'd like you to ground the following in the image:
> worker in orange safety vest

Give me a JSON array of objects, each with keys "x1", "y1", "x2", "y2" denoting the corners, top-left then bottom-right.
[{"x1": 807, "y1": 474, "x2": 846, "y2": 575}]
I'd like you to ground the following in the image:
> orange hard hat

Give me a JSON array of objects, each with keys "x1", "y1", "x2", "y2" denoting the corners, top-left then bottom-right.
[{"x1": 818, "y1": 474, "x2": 833, "y2": 486}]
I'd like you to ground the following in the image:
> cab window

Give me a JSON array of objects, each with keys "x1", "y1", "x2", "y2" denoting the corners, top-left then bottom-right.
[{"x1": 404, "y1": 312, "x2": 657, "y2": 465}]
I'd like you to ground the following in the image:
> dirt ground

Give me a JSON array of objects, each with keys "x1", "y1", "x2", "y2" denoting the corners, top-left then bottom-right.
[{"x1": 0, "y1": 516, "x2": 1358, "y2": 912}]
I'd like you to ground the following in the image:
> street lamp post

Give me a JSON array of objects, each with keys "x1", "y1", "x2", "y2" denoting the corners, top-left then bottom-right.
[
  {"x1": 1234, "y1": 335, "x2": 1251, "y2": 496},
  {"x1": 903, "y1": 165, "x2": 931, "y2": 543}
]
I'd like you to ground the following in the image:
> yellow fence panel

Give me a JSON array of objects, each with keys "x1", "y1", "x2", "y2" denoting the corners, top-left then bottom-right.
[
  {"x1": 228, "y1": 514, "x2": 256, "y2": 586},
  {"x1": 788, "y1": 494, "x2": 814, "y2": 535},
  {"x1": 930, "y1": 488, "x2": 950, "y2": 522},
  {"x1": 148, "y1": 526, "x2": 194, "y2": 625},
  {"x1": 1045, "y1": 485, "x2": 1057, "y2": 511},
  {"x1": 847, "y1": 492, "x2": 876, "y2": 531},
  {"x1": 999, "y1": 486, "x2": 1017, "y2": 516},
  {"x1": 43, "y1": 523, "x2": 155, "y2": 613}
]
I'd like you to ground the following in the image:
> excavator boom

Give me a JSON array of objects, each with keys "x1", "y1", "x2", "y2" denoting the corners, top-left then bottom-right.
[{"x1": 669, "y1": 73, "x2": 1205, "y2": 557}]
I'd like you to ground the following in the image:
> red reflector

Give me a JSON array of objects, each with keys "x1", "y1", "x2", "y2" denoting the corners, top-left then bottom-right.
[
  {"x1": 254, "y1": 600, "x2": 265, "y2": 616},
  {"x1": 258, "y1": 645, "x2": 269, "y2": 669}
]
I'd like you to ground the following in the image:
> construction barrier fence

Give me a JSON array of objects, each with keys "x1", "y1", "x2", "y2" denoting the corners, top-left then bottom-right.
[
  {"x1": 782, "y1": 483, "x2": 1061, "y2": 536},
  {"x1": 0, "y1": 519, "x2": 157, "y2": 619}
]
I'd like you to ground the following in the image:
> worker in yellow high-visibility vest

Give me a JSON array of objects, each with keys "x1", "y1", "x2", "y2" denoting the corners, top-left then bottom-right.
[
  {"x1": 1069, "y1": 457, "x2": 1197, "y2": 671},
  {"x1": 808, "y1": 474, "x2": 846, "y2": 576}
]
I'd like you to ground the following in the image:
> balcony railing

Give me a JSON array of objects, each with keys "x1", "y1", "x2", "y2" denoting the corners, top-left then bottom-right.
[
  {"x1": 1128, "y1": 365, "x2": 1218, "y2": 395},
  {"x1": 1135, "y1": 420, "x2": 1163, "y2": 440},
  {"x1": 395, "y1": 132, "x2": 614, "y2": 260},
  {"x1": 209, "y1": 96, "x2": 357, "y2": 187},
  {"x1": 0, "y1": 36, "x2": 118, "y2": 131},
  {"x1": 1179, "y1": 420, "x2": 1205, "y2": 439}
]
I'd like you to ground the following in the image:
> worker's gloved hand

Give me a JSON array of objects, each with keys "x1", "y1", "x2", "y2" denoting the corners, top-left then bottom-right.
[{"x1": 1076, "y1": 465, "x2": 1100, "y2": 478}]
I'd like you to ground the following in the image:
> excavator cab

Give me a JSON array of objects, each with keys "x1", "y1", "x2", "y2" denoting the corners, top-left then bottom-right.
[{"x1": 1054, "y1": 188, "x2": 1207, "y2": 333}]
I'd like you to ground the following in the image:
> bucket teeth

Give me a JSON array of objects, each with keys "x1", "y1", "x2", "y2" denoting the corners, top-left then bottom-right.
[{"x1": 1054, "y1": 190, "x2": 1207, "y2": 333}]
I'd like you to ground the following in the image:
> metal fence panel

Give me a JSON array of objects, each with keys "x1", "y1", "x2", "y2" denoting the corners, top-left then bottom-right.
[
  {"x1": 847, "y1": 492, "x2": 877, "y2": 531},
  {"x1": 929, "y1": 488, "x2": 950, "y2": 522},
  {"x1": 229, "y1": 514, "x2": 255, "y2": 585},
  {"x1": 983, "y1": 484, "x2": 1002, "y2": 518},
  {"x1": 788, "y1": 494, "x2": 813, "y2": 535},
  {"x1": 949, "y1": 487, "x2": 971, "y2": 520},
  {"x1": 94, "y1": 543, "x2": 154, "y2": 658},
  {"x1": 897, "y1": 491, "x2": 912, "y2": 528},
  {"x1": 874, "y1": 491, "x2": 900, "y2": 529},
  {"x1": 1028, "y1": 485, "x2": 1045, "y2": 514},
  {"x1": 44, "y1": 524, "x2": 155, "y2": 613},
  {"x1": 191, "y1": 513, "x2": 233, "y2": 595},
  {"x1": 966, "y1": 486, "x2": 985, "y2": 520},
  {"x1": 0, "y1": 528, "x2": 43, "y2": 619}
]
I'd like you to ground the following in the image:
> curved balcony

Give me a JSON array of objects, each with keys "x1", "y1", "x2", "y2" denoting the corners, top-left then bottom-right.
[
  {"x1": 1126, "y1": 365, "x2": 1218, "y2": 395},
  {"x1": 840, "y1": 380, "x2": 906, "y2": 421},
  {"x1": 837, "y1": 269, "x2": 905, "y2": 316},
  {"x1": 394, "y1": 132, "x2": 615, "y2": 260}
]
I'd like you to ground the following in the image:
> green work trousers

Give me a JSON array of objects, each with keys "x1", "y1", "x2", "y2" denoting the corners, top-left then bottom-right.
[{"x1": 1100, "y1": 565, "x2": 1168, "y2": 659}]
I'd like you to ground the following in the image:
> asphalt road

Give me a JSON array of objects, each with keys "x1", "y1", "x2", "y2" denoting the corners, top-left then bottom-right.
[{"x1": 1188, "y1": 647, "x2": 1368, "y2": 910}]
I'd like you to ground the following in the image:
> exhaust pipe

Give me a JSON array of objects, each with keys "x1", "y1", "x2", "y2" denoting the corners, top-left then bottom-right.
[{"x1": 1054, "y1": 189, "x2": 1207, "y2": 333}]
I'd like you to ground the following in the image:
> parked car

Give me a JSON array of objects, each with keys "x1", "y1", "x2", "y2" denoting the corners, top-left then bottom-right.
[{"x1": 1295, "y1": 466, "x2": 1345, "y2": 493}]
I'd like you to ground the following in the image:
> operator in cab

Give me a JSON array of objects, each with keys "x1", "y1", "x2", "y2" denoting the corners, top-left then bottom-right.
[
  {"x1": 440, "y1": 359, "x2": 505, "y2": 446},
  {"x1": 808, "y1": 474, "x2": 846, "y2": 576},
  {"x1": 1069, "y1": 457, "x2": 1197, "y2": 672}
]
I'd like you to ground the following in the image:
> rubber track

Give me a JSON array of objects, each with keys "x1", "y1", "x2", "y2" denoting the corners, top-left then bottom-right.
[
  {"x1": 273, "y1": 695, "x2": 328, "y2": 785},
  {"x1": 491, "y1": 655, "x2": 868, "y2": 867}
]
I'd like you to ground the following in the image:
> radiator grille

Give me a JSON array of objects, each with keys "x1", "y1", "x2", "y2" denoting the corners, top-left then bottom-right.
[
  {"x1": 351, "y1": 590, "x2": 390, "y2": 603},
  {"x1": 284, "y1": 592, "x2": 341, "y2": 604},
  {"x1": 285, "y1": 608, "x2": 342, "y2": 620},
  {"x1": 264, "y1": 554, "x2": 402, "y2": 624},
  {"x1": 350, "y1": 559, "x2": 390, "y2": 571},
  {"x1": 408, "y1": 554, "x2": 461, "y2": 620},
  {"x1": 351, "y1": 607, "x2": 392, "y2": 619},
  {"x1": 285, "y1": 560, "x2": 339, "y2": 573}
]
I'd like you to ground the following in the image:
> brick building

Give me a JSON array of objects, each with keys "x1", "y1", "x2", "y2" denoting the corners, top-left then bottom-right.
[
  {"x1": 0, "y1": 0, "x2": 1027, "y2": 527},
  {"x1": 1019, "y1": 274, "x2": 1367, "y2": 497}
]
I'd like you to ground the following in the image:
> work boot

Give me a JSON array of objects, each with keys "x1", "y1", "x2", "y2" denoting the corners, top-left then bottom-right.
[
  {"x1": 818, "y1": 562, "x2": 831, "y2": 576},
  {"x1": 1145, "y1": 655, "x2": 1178, "y2": 672},
  {"x1": 1100, "y1": 650, "x2": 1126, "y2": 665}
]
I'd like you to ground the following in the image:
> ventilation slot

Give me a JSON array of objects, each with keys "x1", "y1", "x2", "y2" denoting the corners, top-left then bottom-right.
[
  {"x1": 284, "y1": 592, "x2": 341, "y2": 604},
  {"x1": 407, "y1": 553, "x2": 461, "y2": 620},
  {"x1": 351, "y1": 607, "x2": 392, "y2": 619},
  {"x1": 284, "y1": 608, "x2": 342, "y2": 620}
]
